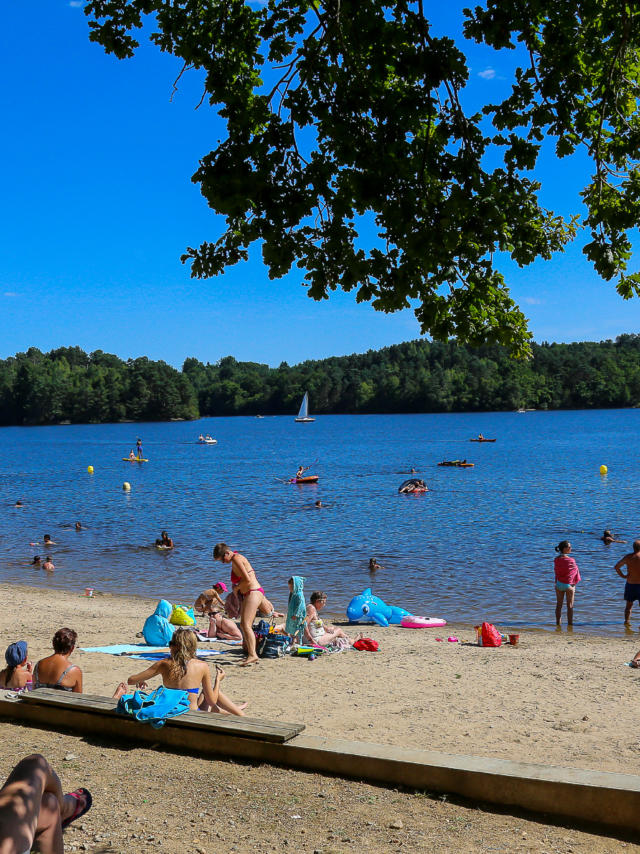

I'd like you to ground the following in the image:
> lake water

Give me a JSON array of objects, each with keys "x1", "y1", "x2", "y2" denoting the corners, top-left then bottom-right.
[{"x1": 0, "y1": 410, "x2": 638, "y2": 635}]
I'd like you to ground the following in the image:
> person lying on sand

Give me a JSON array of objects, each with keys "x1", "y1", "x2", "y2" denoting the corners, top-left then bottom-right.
[
  {"x1": 113, "y1": 628, "x2": 246, "y2": 715},
  {"x1": 200, "y1": 611, "x2": 242, "y2": 641},
  {"x1": 0, "y1": 754, "x2": 92, "y2": 853},
  {"x1": 0, "y1": 641, "x2": 32, "y2": 691}
]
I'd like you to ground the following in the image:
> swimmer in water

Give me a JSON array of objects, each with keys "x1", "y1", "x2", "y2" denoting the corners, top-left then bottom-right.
[
  {"x1": 315, "y1": 500, "x2": 323, "y2": 508},
  {"x1": 42, "y1": 557, "x2": 54, "y2": 572},
  {"x1": 369, "y1": 557, "x2": 384, "y2": 572},
  {"x1": 43, "y1": 535, "x2": 56, "y2": 546},
  {"x1": 31, "y1": 555, "x2": 41, "y2": 566},
  {"x1": 158, "y1": 531, "x2": 174, "y2": 550},
  {"x1": 14, "y1": 500, "x2": 23, "y2": 508},
  {"x1": 75, "y1": 522, "x2": 83, "y2": 531},
  {"x1": 601, "y1": 529, "x2": 625, "y2": 545}
]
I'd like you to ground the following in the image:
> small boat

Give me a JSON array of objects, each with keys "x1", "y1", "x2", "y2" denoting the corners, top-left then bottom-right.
[
  {"x1": 122, "y1": 457, "x2": 149, "y2": 463},
  {"x1": 196, "y1": 435, "x2": 217, "y2": 445},
  {"x1": 438, "y1": 460, "x2": 474, "y2": 468},
  {"x1": 294, "y1": 392, "x2": 315, "y2": 423},
  {"x1": 289, "y1": 475, "x2": 319, "y2": 484},
  {"x1": 469, "y1": 438, "x2": 496, "y2": 443}
]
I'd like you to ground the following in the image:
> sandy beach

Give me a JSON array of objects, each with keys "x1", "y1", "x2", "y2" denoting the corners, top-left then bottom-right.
[{"x1": 1, "y1": 582, "x2": 639, "y2": 853}]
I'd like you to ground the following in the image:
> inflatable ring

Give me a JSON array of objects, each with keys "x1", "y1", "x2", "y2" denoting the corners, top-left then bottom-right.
[{"x1": 401, "y1": 615, "x2": 447, "y2": 629}]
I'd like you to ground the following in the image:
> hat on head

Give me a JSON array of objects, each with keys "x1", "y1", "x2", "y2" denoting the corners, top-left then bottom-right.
[
  {"x1": 214, "y1": 581, "x2": 228, "y2": 593},
  {"x1": 5, "y1": 640, "x2": 27, "y2": 667}
]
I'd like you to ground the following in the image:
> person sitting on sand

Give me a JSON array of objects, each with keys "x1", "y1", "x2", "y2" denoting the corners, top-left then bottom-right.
[
  {"x1": 43, "y1": 534, "x2": 56, "y2": 546},
  {"x1": 43, "y1": 556, "x2": 55, "y2": 571},
  {"x1": 0, "y1": 641, "x2": 33, "y2": 691},
  {"x1": 113, "y1": 627, "x2": 246, "y2": 715},
  {"x1": 33, "y1": 628, "x2": 82, "y2": 693},
  {"x1": 615, "y1": 540, "x2": 640, "y2": 624},
  {"x1": 0, "y1": 753, "x2": 92, "y2": 853},
  {"x1": 194, "y1": 582, "x2": 228, "y2": 615},
  {"x1": 601, "y1": 529, "x2": 625, "y2": 545},
  {"x1": 554, "y1": 541, "x2": 581, "y2": 627},
  {"x1": 304, "y1": 592, "x2": 356, "y2": 647},
  {"x1": 368, "y1": 557, "x2": 384, "y2": 572},
  {"x1": 202, "y1": 611, "x2": 243, "y2": 641},
  {"x1": 213, "y1": 543, "x2": 266, "y2": 666}
]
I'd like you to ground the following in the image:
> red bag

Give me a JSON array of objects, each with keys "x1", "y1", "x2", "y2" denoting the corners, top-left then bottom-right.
[
  {"x1": 353, "y1": 637, "x2": 379, "y2": 652},
  {"x1": 481, "y1": 622, "x2": 502, "y2": 647}
]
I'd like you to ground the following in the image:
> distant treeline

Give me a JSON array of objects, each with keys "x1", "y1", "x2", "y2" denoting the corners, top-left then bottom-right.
[{"x1": 2, "y1": 337, "x2": 640, "y2": 425}]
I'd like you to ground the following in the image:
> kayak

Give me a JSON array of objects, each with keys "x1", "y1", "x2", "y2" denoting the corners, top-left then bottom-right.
[
  {"x1": 122, "y1": 457, "x2": 149, "y2": 463},
  {"x1": 289, "y1": 475, "x2": 319, "y2": 484},
  {"x1": 469, "y1": 438, "x2": 496, "y2": 443}
]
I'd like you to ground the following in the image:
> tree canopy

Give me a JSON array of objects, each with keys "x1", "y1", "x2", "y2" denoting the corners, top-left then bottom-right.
[{"x1": 85, "y1": 1, "x2": 640, "y2": 355}]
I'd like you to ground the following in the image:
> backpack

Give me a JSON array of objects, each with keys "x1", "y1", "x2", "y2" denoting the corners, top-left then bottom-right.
[
  {"x1": 115, "y1": 686, "x2": 191, "y2": 728},
  {"x1": 255, "y1": 630, "x2": 292, "y2": 659}
]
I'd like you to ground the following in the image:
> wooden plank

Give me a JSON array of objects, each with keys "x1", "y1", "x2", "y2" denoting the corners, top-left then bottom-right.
[{"x1": 19, "y1": 688, "x2": 304, "y2": 743}]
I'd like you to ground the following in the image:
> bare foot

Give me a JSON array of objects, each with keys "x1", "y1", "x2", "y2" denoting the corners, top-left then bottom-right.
[
  {"x1": 112, "y1": 682, "x2": 128, "y2": 701},
  {"x1": 240, "y1": 657, "x2": 259, "y2": 667}
]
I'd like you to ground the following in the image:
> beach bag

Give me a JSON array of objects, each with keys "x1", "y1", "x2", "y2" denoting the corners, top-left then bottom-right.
[
  {"x1": 115, "y1": 685, "x2": 191, "y2": 729},
  {"x1": 170, "y1": 605, "x2": 195, "y2": 626},
  {"x1": 353, "y1": 637, "x2": 379, "y2": 652},
  {"x1": 481, "y1": 622, "x2": 502, "y2": 648},
  {"x1": 256, "y1": 633, "x2": 292, "y2": 659}
]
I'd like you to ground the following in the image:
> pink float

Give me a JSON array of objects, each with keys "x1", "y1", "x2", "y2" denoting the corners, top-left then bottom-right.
[{"x1": 401, "y1": 615, "x2": 447, "y2": 629}]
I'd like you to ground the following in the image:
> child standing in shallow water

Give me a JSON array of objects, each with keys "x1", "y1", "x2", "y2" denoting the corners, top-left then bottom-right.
[{"x1": 554, "y1": 541, "x2": 581, "y2": 627}]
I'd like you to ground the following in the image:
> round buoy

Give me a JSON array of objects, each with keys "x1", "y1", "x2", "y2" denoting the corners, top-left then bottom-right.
[
  {"x1": 122, "y1": 482, "x2": 131, "y2": 492},
  {"x1": 87, "y1": 465, "x2": 94, "y2": 474},
  {"x1": 599, "y1": 464, "x2": 608, "y2": 475}
]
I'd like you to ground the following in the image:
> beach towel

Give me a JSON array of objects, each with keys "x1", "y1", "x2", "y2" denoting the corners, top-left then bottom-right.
[
  {"x1": 116, "y1": 685, "x2": 191, "y2": 728},
  {"x1": 285, "y1": 576, "x2": 306, "y2": 639}
]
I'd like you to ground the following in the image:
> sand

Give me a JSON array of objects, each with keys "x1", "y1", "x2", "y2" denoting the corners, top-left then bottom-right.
[{"x1": 0, "y1": 582, "x2": 639, "y2": 853}]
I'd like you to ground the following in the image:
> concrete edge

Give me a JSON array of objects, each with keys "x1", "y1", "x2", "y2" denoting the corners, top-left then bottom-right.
[{"x1": 0, "y1": 695, "x2": 637, "y2": 833}]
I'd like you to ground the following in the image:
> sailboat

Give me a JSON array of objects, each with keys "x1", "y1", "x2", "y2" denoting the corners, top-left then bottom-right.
[{"x1": 294, "y1": 391, "x2": 315, "y2": 423}]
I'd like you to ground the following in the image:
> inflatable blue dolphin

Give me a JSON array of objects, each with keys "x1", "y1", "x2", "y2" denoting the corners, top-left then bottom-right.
[{"x1": 346, "y1": 588, "x2": 412, "y2": 626}]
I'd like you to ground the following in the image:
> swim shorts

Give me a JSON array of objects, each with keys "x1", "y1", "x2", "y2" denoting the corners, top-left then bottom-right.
[
  {"x1": 555, "y1": 581, "x2": 574, "y2": 592},
  {"x1": 624, "y1": 582, "x2": 640, "y2": 602}
]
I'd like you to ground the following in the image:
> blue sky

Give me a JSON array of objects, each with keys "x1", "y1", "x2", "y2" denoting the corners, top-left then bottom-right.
[{"x1": 1, "y1": 1, "x2": 639, "y2": 368}]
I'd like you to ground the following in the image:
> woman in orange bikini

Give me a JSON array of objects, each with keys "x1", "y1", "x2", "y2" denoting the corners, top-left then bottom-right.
[{"x1": 213, "y1": 543, "x2": 265, "y2": 666}]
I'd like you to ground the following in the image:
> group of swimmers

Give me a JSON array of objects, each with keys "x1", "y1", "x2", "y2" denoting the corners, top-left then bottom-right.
[{"x1": 553, "y1": 531, "x2": 640, "y2": 627}]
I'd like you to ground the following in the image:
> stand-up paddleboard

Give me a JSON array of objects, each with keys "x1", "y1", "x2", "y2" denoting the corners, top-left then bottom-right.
[
  {"x1": 401, "y1": 616, "x2": 447, "y2": 628},
  {"x1": 122, "y1": 457, "x2": 149, "y2": 463}
]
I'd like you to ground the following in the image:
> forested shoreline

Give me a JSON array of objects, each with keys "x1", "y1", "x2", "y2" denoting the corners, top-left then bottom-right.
[{"x1": 1, "y1": 337, "x2": 640, "y2": 425}]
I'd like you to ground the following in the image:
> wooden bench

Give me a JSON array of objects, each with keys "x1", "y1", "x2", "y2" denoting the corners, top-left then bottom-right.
[{"x1": 8, "y1": 688, "x2": 303, "y2": 747}]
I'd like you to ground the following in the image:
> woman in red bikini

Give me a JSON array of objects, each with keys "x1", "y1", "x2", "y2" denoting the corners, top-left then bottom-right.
[{"x1": 213, "y1": 543, "x2": 265, "y2": 666}]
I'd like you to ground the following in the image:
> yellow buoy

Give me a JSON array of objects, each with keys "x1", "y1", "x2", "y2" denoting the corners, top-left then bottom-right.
[
  {"x1": 87, "y1": 465, "x2": 94, "y2": 474},
  {"x1": 123, "y1": 482, "x2": 131, "y2": 492},
  {"x1": 599, "y1": 464, "x2": 608, "y2": 475}
]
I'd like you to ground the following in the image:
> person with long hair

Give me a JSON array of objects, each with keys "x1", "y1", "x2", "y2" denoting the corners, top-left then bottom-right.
[
  {"x1": 553, "y1": 541, "x2": 581, "y2": 627},
  {"x1": 33, "y1": 629, "x2": 82, "y2": 693},
  {"x1": 114, "y1": 628, "x2": 246, "y2": 715},
  {"x1": 213, "y1": 543, "x2": 265, "y2": 666}
]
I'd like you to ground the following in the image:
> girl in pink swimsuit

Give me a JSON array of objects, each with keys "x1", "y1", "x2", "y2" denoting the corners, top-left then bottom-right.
[{"x1": 213, "y1": 543, "x2": 265, "y2": 666}]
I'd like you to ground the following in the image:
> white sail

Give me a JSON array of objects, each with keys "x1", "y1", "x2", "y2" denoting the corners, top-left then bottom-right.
[
  {"x1": 294, "y1": 391, "x2": 315, "y2": 422},
  {"x1": 297, "y1": 392, "x2": 309, "y2": 419}
]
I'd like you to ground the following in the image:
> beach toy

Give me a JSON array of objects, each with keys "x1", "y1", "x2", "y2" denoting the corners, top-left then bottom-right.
[
  {"x1": 123, "y1": 482, "x2": 131, "y2": 492},
  {"x1": 599, "y1": 464, "x2": 608, "y2": 475},
  {"x1": 346, "y1": 588, "x2": 411, "y2": 626},
  {"x1": 447, "y1": 636, "x2": 458, "y2": 643},
  {"x1": 401, "y1": 616, "x2": 447, "y2": 629},
  {"x1": 84, "y1": 588, "x2": 94, "y2": 598},
  {"x1": 509, "y1": 634, "x2": 520, "y2": 645},
  {"x1": 87, "y1": 465, "x2": 94, "y2": 474}
]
